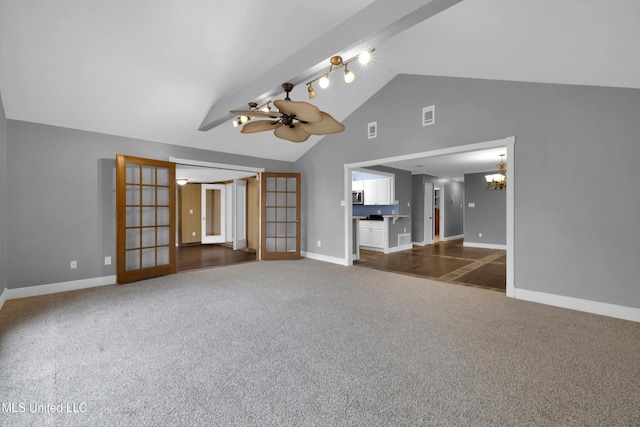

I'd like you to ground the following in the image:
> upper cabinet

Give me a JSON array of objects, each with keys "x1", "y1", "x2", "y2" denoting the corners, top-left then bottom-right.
[{"x1": 362, "y1": 177, "x2": 393, "y2": 205}]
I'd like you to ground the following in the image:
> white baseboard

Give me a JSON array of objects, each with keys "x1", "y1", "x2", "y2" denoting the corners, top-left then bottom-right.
[
  {"x1": 463, "y1": 241, "x2": 507, "y2": 250},
  {"x1": 386, "y1": 244, "x2": 413, "y2": 254},
  {"x1": 513, "y1": 288, "x2": 640, "y2": 323},
  {"x1": 412, "y1": 241, "x2": 427, "y2": 246},
  {"x1": 3, "y1": 275, "x2": 117, "y2": 303},
  {"x1": 0, "y1": 287, "x2": 7, "y2": 312},
  {"x1": 441, "y1": 234, "x2": 464, "y2": 242},
  {"x1": 301, "y1": 251, "x2": 348, "y2": 266}
]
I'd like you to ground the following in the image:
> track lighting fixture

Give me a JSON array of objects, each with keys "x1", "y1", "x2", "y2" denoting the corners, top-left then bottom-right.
[
  {"x1": 305, "y1": 48, "x2": 374, "y2": 98},
  {"x1": 229, "y1": 48, "x2": 374, "y2": 129}
]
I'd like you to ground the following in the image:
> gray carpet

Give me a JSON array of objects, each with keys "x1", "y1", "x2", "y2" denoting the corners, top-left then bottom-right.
[{"x1": 1, "y1": 259, "x2": 639, "y2": 426}]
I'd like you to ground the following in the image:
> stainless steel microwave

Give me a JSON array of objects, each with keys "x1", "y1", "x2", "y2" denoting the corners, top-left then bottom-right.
[{"x1": 352, "y1": 190, "x2": 364, "y2": 204}]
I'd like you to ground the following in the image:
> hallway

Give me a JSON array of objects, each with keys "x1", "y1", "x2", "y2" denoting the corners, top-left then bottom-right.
[{"x1": 356, "y1": 239, "x2": 506, "y2": 291}]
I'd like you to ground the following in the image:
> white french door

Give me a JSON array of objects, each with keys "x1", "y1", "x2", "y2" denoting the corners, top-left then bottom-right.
[{"x1": 201, "y1": 184, "x2": 226, "y2": 244}]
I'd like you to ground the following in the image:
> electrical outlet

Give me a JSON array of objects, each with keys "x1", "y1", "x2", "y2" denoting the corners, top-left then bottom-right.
[
  {"x1": 192, "y1": 231, "x2": 196, "y2": 236},
  {"x1": 377, "y1": 210, "x2": 381, "y2": 214},
  {"x1": 391, "y1": 209, "x2": 395, "y2": 214},
  {"x1": 479, "y1": 233, "x2": 483, "y2": 238},
  {"x1": 407, "y1": 202, "x2": 410, "y2": 207},
  {"x1": 70, "y1": 260, "x2": 77, "y2": 269},
  {"x1": 317, "y1": 240, "x2": 321, "y2": 247},
  {"x1": 104, "y1": 256, "x2": 111, "y2": 265}
]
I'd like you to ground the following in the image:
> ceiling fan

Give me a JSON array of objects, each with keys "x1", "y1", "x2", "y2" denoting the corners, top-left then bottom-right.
[{"x1": 230, "y1": 83, "x2": 345, "y2": 143}]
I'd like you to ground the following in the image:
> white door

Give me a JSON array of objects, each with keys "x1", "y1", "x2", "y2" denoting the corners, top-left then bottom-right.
[
  {"x1": 201, "y1": 184, "x2": 226, "y2": 244},
  {"x1": 424, "y1": 182, "x2": 434, "y2": 245},
  {"x1": 233, "y1": 179, "x2": 247, "y2": 250}
]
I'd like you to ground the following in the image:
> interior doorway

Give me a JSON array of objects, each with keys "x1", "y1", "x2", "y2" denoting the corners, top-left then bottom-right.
[
  {"x1": 344, "y1": 137, "x2": 515, "y2": 297},
  {"x1": 170, "y1": 157, "x2": 263, "y2": 272}
]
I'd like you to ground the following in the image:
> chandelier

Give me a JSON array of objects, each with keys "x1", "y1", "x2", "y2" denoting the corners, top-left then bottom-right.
[{"x1": 485, "y1": 154, "x2": 507, "y2": 191}]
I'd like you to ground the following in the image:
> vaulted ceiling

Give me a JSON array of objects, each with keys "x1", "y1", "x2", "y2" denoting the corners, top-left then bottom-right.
[{"x1": 1, "y1": 0, "x2": 639, "y2": 165}]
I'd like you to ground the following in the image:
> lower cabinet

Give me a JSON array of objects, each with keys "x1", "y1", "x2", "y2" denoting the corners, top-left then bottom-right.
[{"x1": 359, "y1": 220, "x2": 386, "y2": 249}]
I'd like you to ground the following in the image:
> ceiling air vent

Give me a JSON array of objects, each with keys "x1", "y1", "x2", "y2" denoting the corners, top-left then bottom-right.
[
  {"x1": 368, "y1": 121, "x2": 377, "y2": 139},
  {"x1": 422, "y1": 105, "x2": 435, "y2": 127}
]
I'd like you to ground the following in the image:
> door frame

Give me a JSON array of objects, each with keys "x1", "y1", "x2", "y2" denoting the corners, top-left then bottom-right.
[
  {"x1": 344, "y1": 136, "x2": 516, "y2": 297},
  {"x1": 201, "y1": 184, "x2": 226, "y2": 244},
  {"x1": 424, "y1": 181, "x2": 434, "y2": 245},
  {"x1": 170, "y1": 157, "x2": 264, "y2": 256}
]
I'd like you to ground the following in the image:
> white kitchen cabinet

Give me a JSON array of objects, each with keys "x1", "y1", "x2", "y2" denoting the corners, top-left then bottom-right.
[
  {"x1": 376, "y1": 178, "x2": 391, "y2": 205},
  {"x1": 352, "y1": 180, "x2": 364, "y2": 191},
  {"x1": 362, "y1": 178, "x2": 392, "y2": 205},
  {"x1": 363, "y1": 180, "x2": 377, "y2": 205},
  {"x1": 359, "y1": 220, "x2": 385, "y2": 249}
]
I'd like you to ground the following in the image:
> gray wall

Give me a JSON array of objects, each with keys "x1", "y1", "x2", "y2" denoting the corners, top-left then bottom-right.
[
  {"x1": 464, "y1": 172, "x2": 506, "y2": 245},
  {"x1": 0, "y1": 91, "x2": 6, "y2": 290},
  {"x1": 442, "y1": 180, "x2": 463, "y2": 239},
  {"x1": 5, "y1": 120, "x2": 293, "y2": 289},
  {"x1": 411, "y1": 174, "x2": 440, "y2": 243},
  {"x1": 294, "y1": 74, "x2": 640, "y2": 309}
]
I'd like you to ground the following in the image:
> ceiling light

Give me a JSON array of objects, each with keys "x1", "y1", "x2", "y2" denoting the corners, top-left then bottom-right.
[
  {"x1": 176, "y1": 178, "x2": 188, "y2": 186},
  {"x1": 307, "y1": 84, "x2": 317, "y2": 99},
  {"x1": 261, "y1": 102, "x2": 271, "y2": 112},
  {"x1": 344, "y1": 66, "x2": 355, "y2": 83},
  {"x1": 319, "y1": 74, "x2": 330, "y2": 89},
  {"x1": 358, "y1": 50, "x2": 371, "y2": 65},
  {"x1": 485, "y1": 154, "x2": 507, "y2": 190},
  {"x1": 232, "y1": 119, "x2": 240, "y2": 128},
  {"x1": 305, "y1": 48, "x2": 374, "y2": 97},
  {"x1": 240, "y1": 115, "x2": 249, "y2": 124}
]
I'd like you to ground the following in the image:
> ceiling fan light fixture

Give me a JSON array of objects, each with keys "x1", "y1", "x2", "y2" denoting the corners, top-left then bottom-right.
[
  {"x1": 232, "y1": 118, "x2": 240, "y2": 128},
  {"x1": 261, "y1": 102, "x2": 271, "y2": 112},
  {"x1": 240, "y1": 115, "x2": 249, "y2": 124},
  {"x1": 319, "y1": 74, "x2": 330, "y2": 89}
]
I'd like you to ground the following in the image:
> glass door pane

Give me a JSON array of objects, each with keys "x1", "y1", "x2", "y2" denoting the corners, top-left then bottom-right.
[
  {"x1": 261, "y1": 173, "x2": 300, "y2": 260},
  {"x1": 116, "y1": 155, "x2": 175, "y2": 284}
]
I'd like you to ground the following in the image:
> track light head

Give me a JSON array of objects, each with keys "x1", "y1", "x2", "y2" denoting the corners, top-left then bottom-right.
[
  {"x1": 358, "y1": 50, "x2": 371, "y2": 65},
  {"x1": 319, "y1": 74, "x2": 330, "y2": 89},
  {"x1": 344, "y1": 66, "x2": 355, "y2": 83},
  {"x1": 307, "y1": 84, "x2": 317, "y2": 99}
]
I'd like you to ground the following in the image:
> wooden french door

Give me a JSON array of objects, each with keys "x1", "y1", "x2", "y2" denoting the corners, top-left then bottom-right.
[
  {"x1": 261, "y1": 172, "x2": 300, "y2": 260},
  {"x1": 116, "y1": 154, "x2": 176, "y2": 284}
]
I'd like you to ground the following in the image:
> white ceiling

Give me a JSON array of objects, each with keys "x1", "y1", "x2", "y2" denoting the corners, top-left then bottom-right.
[{"x1": 1, "y1": 0, "x2": 639, "y2": 179}]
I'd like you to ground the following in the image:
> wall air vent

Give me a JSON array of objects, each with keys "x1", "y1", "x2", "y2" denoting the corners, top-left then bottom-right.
[
  {"x1": 368, "y1": 121, "x2": 377, "y2": 139},
  {"x1": 422, "y1": 105, "x2": 435, "y2": 127}
]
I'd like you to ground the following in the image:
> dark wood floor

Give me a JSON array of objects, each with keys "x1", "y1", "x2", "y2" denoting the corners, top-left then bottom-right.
[
  {"x1": 177, "y1": 244, "x2": 256, "y2": 272},
  {"x1": 356, "y1": 239, "x2": 506, "y2": 291}
]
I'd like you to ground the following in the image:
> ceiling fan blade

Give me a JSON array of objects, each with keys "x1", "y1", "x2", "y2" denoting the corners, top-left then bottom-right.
[
  {"x1": 274, "y1": 125, "x2": 311, "y2": 143},
  {"x1": 274, "y1": 100, "x2": 322, "y2": 123},
  {"x1": 230, "y1": 110, "x2": 282, "y2": 119},
  {"x1": 241, "y1": 120, "x2": 282, "y2": 134},
  {"x1": 299, "y1": 112, "x2": 345, "y2": 135}
]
